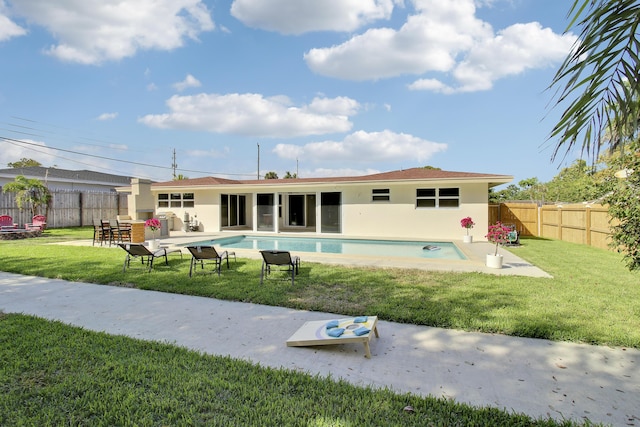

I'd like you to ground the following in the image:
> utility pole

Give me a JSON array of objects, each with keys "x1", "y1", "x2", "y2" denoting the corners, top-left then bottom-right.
[
  {"x1": 296, "y1": 158, "x2": 299, "y2": 178},
  {"x1": 257, "y1": 143, "x2": 260, "y2": 180},
  {"x1": 171, "y1": 149, "x2": 177, "y2": 179}
]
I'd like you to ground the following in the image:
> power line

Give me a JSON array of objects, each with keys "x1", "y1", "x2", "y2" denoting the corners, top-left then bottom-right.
[
  {"x1": 0, "y1": 135, "x2": 257, "y2": 178},
  {"x1": 1, "y1": 136, "x2": 159, "y2": 180}
]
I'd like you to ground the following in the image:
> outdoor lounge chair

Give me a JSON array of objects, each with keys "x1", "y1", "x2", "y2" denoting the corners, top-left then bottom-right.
[
  {"x1": 25, "y1": 215, "x2": 47, "y2": 230},
  {"x1": 260, "y1": 250, "x2": 300, "y2": 285},
  {"x1": 0, "y1": 215, "x2": 17, "y2": 229},
  {"x1": 186, "y1": 245, "x2": 233, "y2": 277},
  {"x1": 119, "y1": 243, "x2": 179, "y2": 272}
]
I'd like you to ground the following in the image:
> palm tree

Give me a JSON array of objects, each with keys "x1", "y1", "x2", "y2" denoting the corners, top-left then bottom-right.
[
  {"x1": 2, "y1": 175, "x2": 51, "y2": 218},
  {"x1": 549, "y1": 0, "x2": 640, "y2": 160}
]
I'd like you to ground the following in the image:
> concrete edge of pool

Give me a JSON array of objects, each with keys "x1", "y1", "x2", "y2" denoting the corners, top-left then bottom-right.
[{"x1": 56, "y1": 231, "x2": 552, "y2": 278}]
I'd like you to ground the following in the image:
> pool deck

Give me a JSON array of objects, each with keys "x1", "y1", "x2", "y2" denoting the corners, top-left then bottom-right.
[{"x1": 66, "y1": 231, "x2": 552, "y2": 278}]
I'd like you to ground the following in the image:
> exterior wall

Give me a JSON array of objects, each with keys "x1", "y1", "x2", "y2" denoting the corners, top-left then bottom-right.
[
  {"x1": 128, "y1": 179, "x2": 155, "y2": 221},
  {"x1": 341, "y1": 182, "x2": 489, "y2": 240},
  {"x1": 145, "y1": 180, "x2": 493, "y2": 241},
  {"x1": 153, "y1": 189, "x2": 222, "y2": 231}
]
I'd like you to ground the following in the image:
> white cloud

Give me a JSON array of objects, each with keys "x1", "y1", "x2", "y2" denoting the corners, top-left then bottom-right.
[
  {"x1": 185, "y1": 148, "x2": 227, "y2": 159},
  {"x1": 7, "y1": 0, "x2": 214, "y2": 64},
  {"x1": 300, "y1": 167, "x2": 382, "y2": 178},
  {"x1": 305, "y1": 0, "x2": 576, "y2": 92},
  {"x1": 3, "y1": 138, "x2": 59, "y2": 166},
  {"x1": 230, "y1": 0, "x2": 396, "y2": 34},
  {"x1": 97, "y1": 112, "x2": 118, "y2": 121},
  {"x1": 139, "y1": 93, "x2": 359, "y2": 137},
  {"x1": 0, "y1": 2, "x2": 26, "y2": 41},
  {"x1": 173, "y1": 74, "x2": 202, "y2": 92},
  {"x1": 273, "y1": 130, "x2": 447, "y2": 164}
]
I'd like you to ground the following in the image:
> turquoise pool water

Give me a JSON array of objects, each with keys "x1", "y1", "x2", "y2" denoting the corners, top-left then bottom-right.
[{"x1": 183, "y1": 235, "x2": 467, "y2": 260}]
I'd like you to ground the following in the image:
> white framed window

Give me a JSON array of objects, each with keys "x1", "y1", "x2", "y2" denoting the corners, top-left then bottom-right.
[
  {"x1": 372, "y1": 188, "x2": 390, "y2": 202},
  {"x1": 416, "y1": 188, "x2": 459, "y2": 208},
  {"x1": 158, "y1": 193, "x2": 194, "y2": 208}
]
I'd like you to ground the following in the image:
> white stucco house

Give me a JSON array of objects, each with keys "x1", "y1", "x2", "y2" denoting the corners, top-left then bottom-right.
[{"x1": 120, "y1": 168, "x2": 512, "y2": 241}]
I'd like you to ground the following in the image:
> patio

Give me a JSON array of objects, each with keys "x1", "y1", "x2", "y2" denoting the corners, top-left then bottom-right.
[{"x1": 60, "y1": 230, "x2": 552, "y2": 278}]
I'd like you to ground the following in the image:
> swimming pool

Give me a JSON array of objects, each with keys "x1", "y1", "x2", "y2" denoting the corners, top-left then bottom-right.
[{"x1": 184, "y1": 235, "x2": 467, "y2": 260}]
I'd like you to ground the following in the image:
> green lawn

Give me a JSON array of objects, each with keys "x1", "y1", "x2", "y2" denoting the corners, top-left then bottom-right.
[
  {"x1": 1, "y1": 227, "x2": 638, "y2": 348},
  {"x1": 0, "y1": 314, "x2": 576, "y2": 426},
  {"x1": 0, "y1": 227, "x2": 635, "y2": 425}
]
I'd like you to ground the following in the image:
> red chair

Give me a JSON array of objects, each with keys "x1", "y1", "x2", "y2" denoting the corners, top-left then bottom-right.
[
  {"x1": 0, "y1": 215, "x2": 18, "y2": 229},
  {"x1": 25, "y1": 215, "x2": 47, "y2": 230}
]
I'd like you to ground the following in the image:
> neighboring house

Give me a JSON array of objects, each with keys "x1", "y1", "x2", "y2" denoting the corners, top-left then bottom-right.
[
  {"x1": 122, "y1": 168, "x2": 512, "y2": 241},
  {"x1": 0, "y1": 167, "x2": 133, "y2": 192}
]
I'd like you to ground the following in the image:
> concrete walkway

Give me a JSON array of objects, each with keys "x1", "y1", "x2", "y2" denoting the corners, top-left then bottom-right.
[{"x1": 1, "y1": 272, "x2": 637, "y2": 426}]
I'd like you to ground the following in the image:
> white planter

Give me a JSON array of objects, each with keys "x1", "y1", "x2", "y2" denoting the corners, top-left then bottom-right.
[
  {"x1": 148, "y1": 239, "x2": 159, "y2": 251},
  {"x1": 463, "y1": 235, "x2": 473, "y2": 243},
  {"x1": 486, "y1": 253, "x2": 503, "y2": 269}
]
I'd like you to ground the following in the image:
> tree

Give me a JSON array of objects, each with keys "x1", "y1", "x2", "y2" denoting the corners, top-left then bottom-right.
[
  {"x1": 173, "y1": 174, "x2": 189, "y2": 180},
  {"x1": 283, "y1": 171, "x2": 297, "y2": 179},
  {"x1": 548, "y1": 0, "x2": 640, "y2": 161},
  {"x1": 544, "y1": 159, "x2": 606, "y2": 203},
  {"x1": 2, "y1": 175, "x2": 51, "y2": 217},
  {"x1": 604, "y1": 140, "x2": 640, "y2": 270},
  {"x1": 517, "y1": 178, "x2": 547, "y2": 203},
  {"x1": 264, "y1": 171, "x2": 278, "y2": 179},
  {"x1": 549, "y1": 1, "x2": 640, "y2": 271},
  {"x1": 7, "y1": 158, "x2": 42, "y2": 168}
]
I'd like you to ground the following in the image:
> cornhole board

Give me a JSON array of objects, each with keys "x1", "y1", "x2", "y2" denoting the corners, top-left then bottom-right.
[{"x1": 286, "y1": 316, "x2": 379, "y2": 358}]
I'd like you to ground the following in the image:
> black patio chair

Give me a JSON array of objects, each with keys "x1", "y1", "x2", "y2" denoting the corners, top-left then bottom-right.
[
  {"x1": 259, "y1": 250, "x2": 300, "y2": 285},
  {"x1": 186, "y1": 245, "x2": 234, "y2": 277},
  {"x1": 119, "y1": 243, "x2": 176, "y2": 272}
]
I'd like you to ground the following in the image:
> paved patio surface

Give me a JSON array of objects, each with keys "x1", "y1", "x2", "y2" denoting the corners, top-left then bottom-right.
[{"x1": 65, "y1": 231, "x2": 553, "y2": 278}]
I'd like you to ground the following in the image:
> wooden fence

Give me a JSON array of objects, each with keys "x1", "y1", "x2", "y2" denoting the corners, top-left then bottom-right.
[
  {"x1": 0, "y1": 190, "x2": 128, "y2": 228},
  {"x1": 489, "y1": 202, "x2": 612, "y2": 250}
]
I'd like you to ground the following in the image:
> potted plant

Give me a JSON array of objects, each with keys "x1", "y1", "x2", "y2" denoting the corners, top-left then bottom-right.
[
  {"x1": 460, "y1": 217, "x2": 475, "y2": 243},
  {"x1": 145, "y1": 218, "x2": 161, "y2": 250},
  {"x1": 485, "y1": 221, "x2": 511, "y2": 268}
]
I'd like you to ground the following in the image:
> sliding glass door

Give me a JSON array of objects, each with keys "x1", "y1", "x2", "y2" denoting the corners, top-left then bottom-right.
[
  {"x1": 321, "y1": 192, "x2": 341, "y2": 233},
  {"x1": 221, "y1": 194, "x2": 246, "y2": 228}
]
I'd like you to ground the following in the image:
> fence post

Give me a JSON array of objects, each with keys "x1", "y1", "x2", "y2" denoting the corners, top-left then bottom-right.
[
  {"x1": 586, "y1": 206, "x2": 592, "y2": 246},
  {"x1": 557, "y1": 206, "x2": 563, "y2": 241},
  {"x1": 79, "y1": 192, "x2": 83, "y2": 227}
]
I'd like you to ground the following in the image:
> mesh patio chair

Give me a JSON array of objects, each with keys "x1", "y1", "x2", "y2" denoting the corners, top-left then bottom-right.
[
  {"x1": 260, "y1": 250, "x2": 300, "y2": 285},
  {"x1": 119, "y1": 243, "x2": 175, "y2": 272},
  {"x1": 186, "y1": 245, "x2": 234, "y2": 277}
]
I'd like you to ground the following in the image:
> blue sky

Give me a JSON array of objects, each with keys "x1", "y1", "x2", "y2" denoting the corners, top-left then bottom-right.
[{"x1": 0, "y1": 0, "x2": 579, "y2": 187}]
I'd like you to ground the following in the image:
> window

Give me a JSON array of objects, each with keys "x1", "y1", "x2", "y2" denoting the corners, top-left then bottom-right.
[
  {"x1": 158, "y1": 193, "x2": 169, "y2": 208},
  {"x1": 372, "y1": 188, "x2": 390, "y2": 202},
  {"x1": 416, "y1": 188, "x2": 436, "y2": 208},
  {"x1": 158, "y1": 193, "x2": 194, "y2": 208},
  {"x1": 438, "y1": 188, "x2": 459, "y2": 208},
  {"x1": 416, "y1": 188, "x2": 459, "y2": 208},
  {"x1": 221, "y1": 194, "x2": 246, "y2": 227}
]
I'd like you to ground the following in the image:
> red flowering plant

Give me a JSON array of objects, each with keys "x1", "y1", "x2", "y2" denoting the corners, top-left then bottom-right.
[
  {"x1": 485, "y1": 221, "x2": 511, "y2": 256},
  {"x1": 145, "y1": 218, "x2": 161, "y2": 239},
  {"x1": 460, "y1": 217, "x2": 475, "y2": 235}
]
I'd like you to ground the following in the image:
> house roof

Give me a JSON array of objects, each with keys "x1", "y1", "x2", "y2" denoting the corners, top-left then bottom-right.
[
  {"x1": 0, "y1": 167, "x2": 134, "y2": 186},
  {"x1": 151, "y1": 167, "x2": 512, "y2": 189}
]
